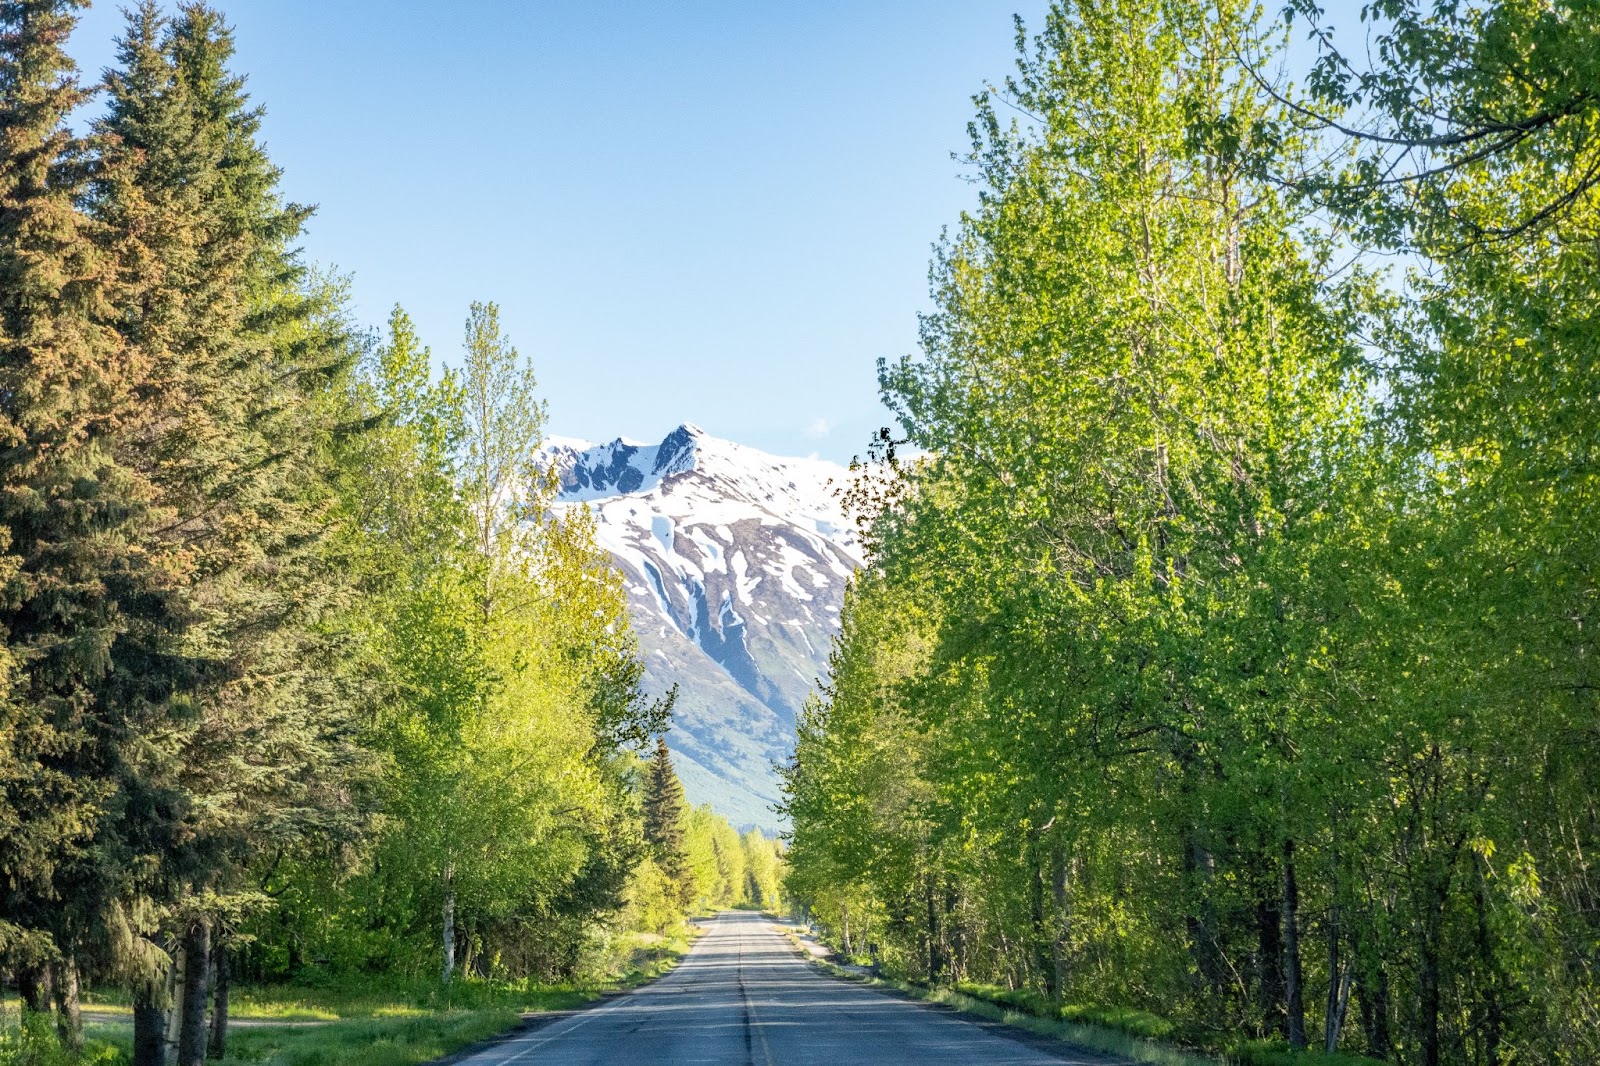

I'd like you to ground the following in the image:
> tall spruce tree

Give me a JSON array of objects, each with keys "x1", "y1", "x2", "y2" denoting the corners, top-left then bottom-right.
[
  {"x1": 89, "y1": 7, "x2": 231, "y2": 1061},
  {"x1": 89, "y1": 5, "x2": 371, "y2": 1061},
  {"x1": 0, "y1": 0, "x2": 190, "y2": 1051},
  {"x1": 643, "y1": 736, "x2": 690, "y2": 905}
]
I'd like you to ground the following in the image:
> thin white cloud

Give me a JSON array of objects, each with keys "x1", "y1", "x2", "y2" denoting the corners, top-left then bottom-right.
[{"x1": 804, "y1": 417, "x2": 834, "y2": 439}]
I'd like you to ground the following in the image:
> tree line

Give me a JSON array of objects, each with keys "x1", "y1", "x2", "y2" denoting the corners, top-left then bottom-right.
[
  {"x1": 783, "y1": 1, "x2": 1598, "y2": 1064},
  {"x1": 0, "y1": 3, "x2": 780, "y2": 1064}
]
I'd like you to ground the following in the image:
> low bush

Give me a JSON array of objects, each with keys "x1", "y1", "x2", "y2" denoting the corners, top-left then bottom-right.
[
  {"x1": 1060, "y1": 1004, "x2": 1175, "y2": 1040},
  {"x1": 950, "y1": 982, "x2": 1176, "y2": 1042}
]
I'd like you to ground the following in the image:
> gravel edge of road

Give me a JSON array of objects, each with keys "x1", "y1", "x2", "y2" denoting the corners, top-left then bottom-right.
[{"x1": 770, "y1": 923, "x2": 1143, "y2": 1066}]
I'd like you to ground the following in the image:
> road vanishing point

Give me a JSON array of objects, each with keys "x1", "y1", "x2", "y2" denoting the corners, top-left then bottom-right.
[{"x1": 455, "y1": 911, "x2": 1119, "y2": 1065}]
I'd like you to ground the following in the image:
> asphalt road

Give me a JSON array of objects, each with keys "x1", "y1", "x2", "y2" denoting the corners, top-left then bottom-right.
[{"x1": 455, "y1": 911, "x2": 1120, "y2": 1065}]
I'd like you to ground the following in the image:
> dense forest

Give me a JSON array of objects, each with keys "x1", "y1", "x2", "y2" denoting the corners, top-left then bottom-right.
[
  {"x1": 782, "y1": 0, "x2": 1599, "y2": 1064},
  {"x1": 0, "y1": 3, "x2": 781, "y2": 1064}
]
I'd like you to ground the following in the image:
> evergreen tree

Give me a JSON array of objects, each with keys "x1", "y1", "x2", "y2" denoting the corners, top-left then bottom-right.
[
  {"x1": 89, "y1": 5, "x2": 371, "y2": 1059},
  {"x1": 0, "y1": 0, "x2": 186, "y2": 1050},
  {"x1": 643, "y1": 736, "x2": 690, "y2": 904}
]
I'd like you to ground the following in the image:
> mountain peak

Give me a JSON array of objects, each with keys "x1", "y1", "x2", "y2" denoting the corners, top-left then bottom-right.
[
  {"x1": 652, "y1": 424, "x2": 702, "y2": 477},
  {"x1": 542, "y1": 425, "x2": 709, "y2": 500},
  {"x1": 541, "y1": 424, "x2": 849, "y2": 513},
  {"x1": 543, "y1": 426, "x2": 861, "y2": 831}
]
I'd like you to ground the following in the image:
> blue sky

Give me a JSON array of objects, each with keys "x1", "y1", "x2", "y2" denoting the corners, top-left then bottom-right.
[
  {"x1": 66, "y1": 1, "x2": 1365, "y2": 465},
  {"x1": 66, "y1": 1, "x2": 1067, "y2": 464}
]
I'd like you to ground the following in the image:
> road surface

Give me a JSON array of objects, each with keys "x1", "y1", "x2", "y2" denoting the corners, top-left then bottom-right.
[{"x1": 455, "y1": 911, "x2": 1118, "y2": 1065}]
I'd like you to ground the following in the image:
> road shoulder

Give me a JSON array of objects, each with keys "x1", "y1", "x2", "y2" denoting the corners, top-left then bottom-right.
[
  {"x1": 771, "y1": 921, "x2": 1205, "y2": 1066},
  {"x1": 424, "y1": 994, "x2": 621, "y2": 1066},
  {"x1": 425, "y1": 924, "x2": 708, "y2": 1066}
]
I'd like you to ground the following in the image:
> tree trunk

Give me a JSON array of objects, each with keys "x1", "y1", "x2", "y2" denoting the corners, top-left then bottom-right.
[
  {"x1": 1255, "y1": 891, "x2": 1285, "y2": 1035},
  {"x1": 1357, "y1": 965, "x2": 1393, "y2": 1061},
  {"x1": 1184, "y1": 834, "x2": 1227, "y2": 994},
  {"x1": 17, "y1": 962, "x2": 53, "y2": 1014},
  {"x1": 442, "y1": 865, "x2": 457, "y2": 983},
  {"x1": 133, "y1": 978, "x2": 169, "y2": 1066},
  {"x1": 1050, "y1": 847, "x2": 1070, "y2": 1003},
  {"x1": 1421, "y1": 935, "x2": 1442, "y2": 1066},
  {"x1": 924, "y1": 872, "x2": 942, "y2": 981},
  {"x1": 1282, "y1": 838, "x2": 1307, "y2": 1050},
  {"x1": 1474, "y1": 864, "x2": 1502, "y2": 1066},
  {"x1": 946, "y1": 882, "x2": 965, "y2": 984},
  {"x1": 177, "y1": 920, "x2": 211, "y2": 1066},
  {"x1": 1029, "y1": 845, "x2": 1052, "y2": 997},
  {"x1": 460, "y1": 926, "x2": 476, "y2": 978},
  {"x1": 52, "y1": 953, "x2": 83, "y2": 1053},
  {"x1": 1325, "y1": 901, "x2": 1350, "y2": 1053},
  {"x1": 840, "y1": 905, "x2": 852, "y2": 957},
  {"x1": 164, "y1": 944, "x2": 185, "y2": 1058},
  {"x1": 207, "y1": 938, "x2": 230, "y2": 1060}
]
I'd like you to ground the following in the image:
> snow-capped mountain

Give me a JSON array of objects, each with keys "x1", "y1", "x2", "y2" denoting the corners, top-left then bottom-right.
[{"x1": 543, "y1": 424, "x2": 860, "y2": 831}]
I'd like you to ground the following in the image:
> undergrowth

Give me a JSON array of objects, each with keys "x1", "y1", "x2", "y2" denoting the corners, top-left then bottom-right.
[{"x1": 1, "y1": 932, "x2": 697, "y2": 1066}]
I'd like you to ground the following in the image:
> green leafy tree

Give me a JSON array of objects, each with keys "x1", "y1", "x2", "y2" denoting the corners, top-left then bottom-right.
[
  {"x1": 787, "y1": 1, "x2": 1600, "y2": 1062},
  {"x1": 259, "y1": 301, "x2": 664, "y2": 987}
]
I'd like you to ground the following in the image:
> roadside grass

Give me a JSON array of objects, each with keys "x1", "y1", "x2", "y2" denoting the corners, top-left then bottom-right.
[
  {"x1": 782, "y1": 927, "x2": 1380, "y2": 1066},
  {"x1": 218, "y1": 974, "x2": 605, "y2": 1020},
  {"x1": 5, "y1": 929, "x2": 699, "y2": 1066},
  {"x1": 81, "y1": 1012, "x2": 517, "y2": 1066},
  {"x1": 1225, "y1": 1042, "x2": 1384, "y2": 1066},
  {"x1": 808, "y1": 956, "x2": 1217, "y2": 1066}
]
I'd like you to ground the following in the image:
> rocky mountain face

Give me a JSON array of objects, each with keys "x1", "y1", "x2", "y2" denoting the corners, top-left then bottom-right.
[{"x1": 542, "y1": 424, "x2": 859, "y2": 832}]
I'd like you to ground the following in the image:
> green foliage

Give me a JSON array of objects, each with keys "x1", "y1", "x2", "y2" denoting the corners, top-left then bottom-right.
[
  {"x1": 201, "y1": 1012, "x2": 516, "y2": 1066},
  {"x1": 1227, "y1": 1041, "x2": 1383, "y2": 1066},
  {"x1": 618, "y1": 859, "x2": 680, "y2": 939},
  {"x1": 0, "y1": 0, "x2": 182, "y2": 992},
  {"x1": 740, "y1": 830, "x2": 784, "y2": 912},
  {"x1": 784, "y1": 0, "x2": 1600, "y2": 1063},
  {"x1": 253, "y1": 298, "x2": 663, "y2": 985},
  {"x1": 677, "y1": 805, "x2": 785, "y2": 915},
  {"x1": 207, "y1": 976, "x2": 599, "y2": 1018},
  {"x1": 953, "y1": 984, "x2": 1176, "y2": 1040}
]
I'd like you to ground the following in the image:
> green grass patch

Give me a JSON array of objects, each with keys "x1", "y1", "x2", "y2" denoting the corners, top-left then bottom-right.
[
  {"x1": 916, "y1": 978, "x2": 1181, "y2": 1048},
  {"x1": 883, "y1": 976, "x2": 1216, "y2": 1066},
  {"x1": 951, "y1": 987, "x2": 1178, "y2": 1042},
  {"x1": 2, "y1": 1010, "x2": 122, "y2": 1065},
  {"x1": 1225, "y1": 1039, "x2": 1384, "y2": 1066},
  {"x1": 6, "y1": 934, "x2": 700, "y2": 1066},
  {"x1": 223, "y1": 974, "x2": 602, "y2": 1020},
  {"x1": 1059, "y1": 1004, "x2": 1175, "y2": 1040},
  {"x1": 83, "y1": 1011, "x2": 515, "y2": 1066}
]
